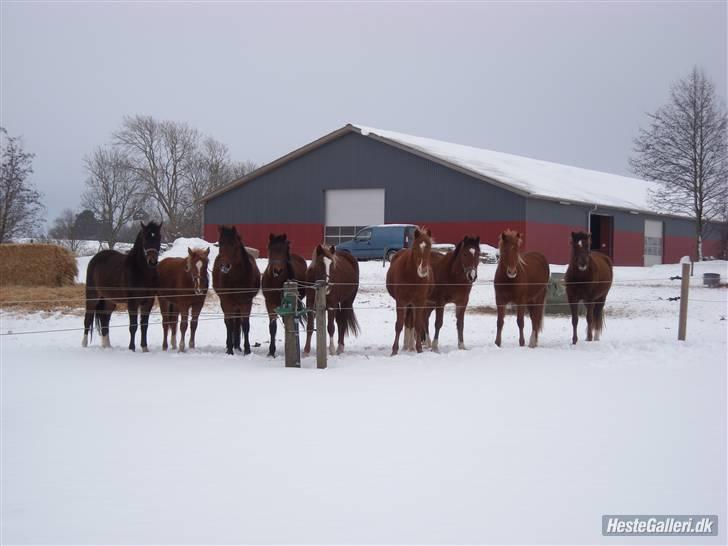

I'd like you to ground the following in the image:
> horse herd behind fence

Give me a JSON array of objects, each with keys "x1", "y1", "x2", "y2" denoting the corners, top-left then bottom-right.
[{"x1": 81, "y1": 222, "x2": 613, "y2": 357}]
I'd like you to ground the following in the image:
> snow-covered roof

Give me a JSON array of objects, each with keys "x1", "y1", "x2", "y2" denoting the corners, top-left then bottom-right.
[{"x1": 354, "y1": 124, "x2": 661, "y2": 214}]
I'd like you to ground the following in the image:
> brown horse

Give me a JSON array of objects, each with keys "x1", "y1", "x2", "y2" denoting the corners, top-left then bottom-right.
[
  {"x1": 494, "y1": 230, "x2": 550, "y2": 348},
  {"x1": 564, "y1": 231, "x2": 613, "y2": 344},
  {"x1": 158, "y1": 247, "x2": 210, "y2": 352},
  {"x1": 212, "y1": 225, "x2": 261, "y2": 355},
  {"x1": 262, "y1": 233, "x2": 308, "y2": 357},
  {"x1": 83, "y1": 221, "x2": 162, "y2": 351},
  {"x1": 386, "y1": 227, "x2": 434, "y2": 355},
  {"x1": 424, "y1": 235, "x2": 481, "y2": 351},
  {"x1": 303, "y1": 244, "x2": 360, "y2": 356}
]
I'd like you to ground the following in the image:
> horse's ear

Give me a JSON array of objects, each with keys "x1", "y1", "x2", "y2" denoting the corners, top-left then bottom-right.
[
  {"x1": 218, "y1": 225, "x2": 224, "y2": 234},
  {"x1": 426, "y1": 228, "x2": 432, "y2": 237},
  {"x1": 475, "y1": 236, "x2": 480, "y2": 245},
  {"x1": 282, "y1": 233, "x2": 287, "y2": 240},
  {"x1": 329, "y1": 245, "x2": 336, "y2": 254},
  {"x1": 414, "y1": 228, "x2": 421, "y2": 239},
  {"x1": 517, "y1": 232, "x2": 523, "y2": 246},
  {"x1": 269, "y1": 233, "x2": 275, "y2": 241},
  {"x1": 501, "y1": 232, "x2": 507, "y2": 242},
  {"x1": 140, "y1": 221, "x2": 146, "y2": 229},
  {"x1": 188, "y1": 247, "x2": 193, "y2": 255}
]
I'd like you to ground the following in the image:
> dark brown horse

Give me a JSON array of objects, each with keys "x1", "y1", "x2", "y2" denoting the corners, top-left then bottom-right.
[
  {"x1": 564, "y1": 231, "x2": 613, "y2": 344},
  {"x1": 83, "y1": 221, "x2": 162, "y2": 351},
  {"x1": 386, "y1": 227, "x2": 434, "y2": 355},
  {"x1": 262, "y1": 233, "x2": 308, "y2": 357},
  {"x1": 424, "y1": 235, "x2": 481, "y2": 351},
  {"x1": 494, "y1": 230, "x2": 550, "y2": 348},
  {"x1": 212, "y1": 225, "x2": 261, "y2": 355},
  {"x1": 303, "y1": 244, "x2": 360, "y2": 356},
  {"x1": 158, "y1": 247, "x2": 210, "y2": 352}
]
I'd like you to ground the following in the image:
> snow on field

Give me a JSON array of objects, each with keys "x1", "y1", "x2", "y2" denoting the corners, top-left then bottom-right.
[{"x1": 1, "y1": 255, "x2": 727, "y2": 544}]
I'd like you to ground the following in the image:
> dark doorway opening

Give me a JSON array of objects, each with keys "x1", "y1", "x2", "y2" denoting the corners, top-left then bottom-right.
[{"x1": 590, "y1": 214, "x2": 614, "y2": 258}]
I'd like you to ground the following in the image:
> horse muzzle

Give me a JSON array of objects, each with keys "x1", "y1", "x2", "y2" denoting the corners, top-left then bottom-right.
[
  {"x1": 466, "y1": 269, "x2": 478, "y2": 283},
  {"x1": 417, "y1": 264, "x2": 430, "y2": 279},
  {"x1": 506, "y1": 268, "x2": 517, "y2": 279},
  {"x1": 145, "y1": 250, "x2": 159, "y2": 268},
  {"x1": 578, "y1": 264, "x2": 588, "y2": 272},
  {"x1": 221, "y1": 264, "x2": 231, "y2": 274}
]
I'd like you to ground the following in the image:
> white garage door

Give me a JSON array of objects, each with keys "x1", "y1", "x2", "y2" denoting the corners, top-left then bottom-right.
[
  {"x1": 644, "y1": 220, "x2": 663, "y2": 266},
  {"x1": 325, "y1": 189, "x2": 385, "y2": 246}
]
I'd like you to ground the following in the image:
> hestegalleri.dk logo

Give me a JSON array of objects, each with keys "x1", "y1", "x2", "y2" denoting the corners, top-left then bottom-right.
[{"x1": 602, "y1": 515, "x2": 718, "y2": 536}]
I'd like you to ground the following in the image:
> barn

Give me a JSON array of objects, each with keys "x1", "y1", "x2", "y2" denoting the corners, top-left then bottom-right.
[{"x1": 200, "y1": 124, "x2": 724, "y2": 265}]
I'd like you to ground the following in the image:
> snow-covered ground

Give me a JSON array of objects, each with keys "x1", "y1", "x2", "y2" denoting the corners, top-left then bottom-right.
[{"x1": 1, "y1": 245, "x2": 726, "y2": 544}]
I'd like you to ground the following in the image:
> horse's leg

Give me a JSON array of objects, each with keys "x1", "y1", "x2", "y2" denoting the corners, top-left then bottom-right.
[
  {"x1": 335, "y1": 310, "x2": 346, "y2": 355},
  {"x1": 391, "y1": 303, "x2": 405, "y2": 356},
  {"x1": 455, "y1": 303, "x2": 467, "y2": 350},
  {"x1": 139, "y1": 299, "x2": 153, "y2": 352},
  {"x1": 404, "y1": 307, "x2": 415, "y2": 351},
  {"x1": 585, "y1": 302, "x2": 595, "y2": 342},
  {"x1": 495, "y1": 303, "x2": 505, "y2": 347},
  {"x1": 432, "y1": 305, "x2": 444, "y2": 352},
  {"x1": 593, "y1": 297, "x2": 606, "y2": 341},
  {"x1": 99, "y1": 301, "x2": 115, "y2": 348},
  {"x1": 414, "y1": 306, "x2": 425, "y2": 353},
  {"x1": 241, "y1": 303, "x2": 252, "y2": 355},
  {"x1": 224, "y1": 313, "x2": 234, "y2": 355},
  {"x1": 569, "y1": 300, "x2": 579, "y2": 344},
  {"x1": 178, "y1": 305, "x2": 189, "y2": 352},
  {"x1": 422, "y1": 306, "x2": 432, "y2": 349},
  {"x1": 527, "y1": 304, "x2": 540, "y2": 348},
  {"x1": 327, "y1": 309, "x2": 336, "y2": 356},
  {"x1": 516, "y1": 303, "x2": 526, "y2": 347},
  {"x1": 127, "y1": 300, "x2": 139, "y2": 351},
  {"x1": 169, "y1": 303, "x2": 178, "y2": 350},
  {"x1": 189, "y1": 303, "x2": 202, "y2": 349},
  {"x1": 230, "y1": 313, "x2": 240, "y2": 351},
  {"x1": 82, "y1": 288, "x2": 98, "y2": 347},
  {"x1": 267, "y1": 310, "x2": 278, "y2": 358},
  {"x1": 161, "y1": 301, "x2": 170, "y2": 351},
  {"x1": 302, "y1": 289, "x2": 315, "y2": 356}
]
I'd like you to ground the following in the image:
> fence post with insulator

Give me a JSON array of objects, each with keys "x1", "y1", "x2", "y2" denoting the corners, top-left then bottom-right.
[
  {"x1": 283, "y1": 280, "x2": 301, "y2": 367},
  {"x1": 315, "y1": 280, "x2": 327, "y2": 369},
  {"x1": 678, "y1": 262, "x2": 690, "y2": 341}
]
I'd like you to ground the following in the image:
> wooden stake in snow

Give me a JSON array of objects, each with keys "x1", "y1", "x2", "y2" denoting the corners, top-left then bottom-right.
[
  {"x1": 315, "y1": 280, "x2": 327, "y2": 369},
  {"x1": 283, "y1": 281, "x2": 301, "y2": 368},
  {"x1": 678, "y1": 262, "x2": 690, "y2": 341}
]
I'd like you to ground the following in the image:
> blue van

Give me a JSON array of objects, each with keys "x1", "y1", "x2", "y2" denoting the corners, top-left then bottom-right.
[{"x1": 335, "y1": 224, "x2": 417, "y2": 261}]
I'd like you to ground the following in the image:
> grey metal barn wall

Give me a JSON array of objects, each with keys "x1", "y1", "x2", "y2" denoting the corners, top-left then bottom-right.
[{"x1": 203, "y1": 132, "x2": 526, "y2": 256}]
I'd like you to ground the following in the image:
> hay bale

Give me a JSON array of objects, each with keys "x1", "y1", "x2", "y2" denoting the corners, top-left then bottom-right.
[{"x1": 0, "y1": 243, "x2": 78, "y2": 287}]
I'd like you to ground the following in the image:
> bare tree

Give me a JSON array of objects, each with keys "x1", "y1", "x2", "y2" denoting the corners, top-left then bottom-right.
[
  {"x1": 49, "y1": 208, "x2": 82, "y2": 253},
  {"x1": 630, "y1": 67, "x2": 728, "y2": 260},
  {"x1": 0, "y1": 127, "x2": 45, "y2": 242},
  {"x1": 181, "y1": 139, "x2": 259, "y2": 235},
  {"x1": 114, "y1": 115, "x2": 199, "y2": 238},
  {"x1": 82, "y1": 146, "x2": 141, "y2": 250}
]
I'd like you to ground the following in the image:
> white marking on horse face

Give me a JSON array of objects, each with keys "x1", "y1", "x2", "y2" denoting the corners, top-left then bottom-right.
[
  {"x1": 577, "y1": 240, "x2": 583, "y2": 248},
  {"x1": 323, "y1": 256, "x2": 332, "y2": 279},
  {"x1": 469, "y1": 248, "x2": 476, "y2": 255},
  {"x1": 419, "y1": 242, "x2": 425, "y2": 251},
  {"x1": 506, "y1": 269, "x2": 518, "y2": 279},
  {"x1": 417, "y1": 260, "x2": 429, "y2": 278}
]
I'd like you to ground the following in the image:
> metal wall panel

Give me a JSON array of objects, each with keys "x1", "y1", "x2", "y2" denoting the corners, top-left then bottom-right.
[{"x1": 204, "y1": 132, "x2": 526, "y2": 225}]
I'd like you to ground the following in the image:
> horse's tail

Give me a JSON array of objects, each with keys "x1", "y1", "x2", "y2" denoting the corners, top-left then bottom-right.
[
  {"x1": 593, "y1": 300, "x2": 606, "y2": 336},
  {"x1": 92, "y1": 299, "x2": 104, "y2": 340},
  {"x1": 338, "y1": 306, "x2": 360, "y2": 338}
]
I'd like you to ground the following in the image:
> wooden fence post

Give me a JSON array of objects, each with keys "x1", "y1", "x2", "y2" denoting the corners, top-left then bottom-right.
[
  {"x1": 678, "y1": 262, "x2": 690, "y2": 341},
  {"x1": 283, "y1": 281, "x2": 301, "y2": 367},
  {"x1": 315, "y1": 280, "x2": 328, "y2": 369}
]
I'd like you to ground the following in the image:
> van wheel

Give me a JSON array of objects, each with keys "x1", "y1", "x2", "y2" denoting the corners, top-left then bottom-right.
[{"x1": 385, "y1": 250, "x2": 397, "y2": 262}]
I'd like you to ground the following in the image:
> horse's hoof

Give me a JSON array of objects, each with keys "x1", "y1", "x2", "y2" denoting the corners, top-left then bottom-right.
[
  {"x1": 162, "y1": 346, "x2": 167, "y2": 351},
  {"x1": 189, "y1": 342, "x2": 195, "y2": 349},
  {"x1": 572, "y1": 338, "x2": 578, "y2": 345},
  {"x1": 458, "y1": 342, "x2": 466, "y2": 350},
  {"x1": 391, "y1": 350, "x2": 398, "y2": 357},
  {"x1": 178, "y1": 347, "x2": 186, "y2": 353},
  {"x1": 494, "y1": 340, "x2": 501, "y2": 348},
  {"x1": 336, "y1": 344, "x2": 344, "y2": 355},
  {"x1": 129, "y1": 346, "x2": 135, "y2": 352},
  {"x1": 244, "y1": 348, "x2": 251, "y2": 355},
  {"x1": 226, "y1": 349, "x2": 234, "y2": 355},
  {"x1": 81, "y1": 335, "x2": 88, "y2": 348},
  {"x1": 267, "y1": 351, "x2": 276, "y2": 358},
  {"x1": 142, "y1": 347, "x2": 149, "y2": 353}
]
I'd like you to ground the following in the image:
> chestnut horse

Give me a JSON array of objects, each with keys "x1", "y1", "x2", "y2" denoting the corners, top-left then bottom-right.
[
  {"x1": 424, "y1": 235, "x2": 481, "y2": 351},
  {"x1": 262, "y1": 233, "x2": 307, "y2": 357},
  {"x1": 158, "y1": 247, "x2": 210, "y2": 352},
  {"x1": 212, "y1": 225, "x2": 261, "y2": 355},
  {"x1": 303, "y1": 244, "x2": 360, "y2": 356},
  {"x1": 83, "y1": 221, "x2": 161, "y2": 351},
  {"x1": 386, "y1": 227, "x2": 434, "y2": 355},
  {"x1": 564, "y1": 231, "x2": 613, "y2": 344},
  {"x1": 494, "y1": 230, "x2": 550, "y2": 348}
]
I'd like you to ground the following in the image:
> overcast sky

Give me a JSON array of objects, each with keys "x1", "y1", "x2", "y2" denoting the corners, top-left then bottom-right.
[{"x1": 2, "y1": 1, "x2": 726, "y2": 224}]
